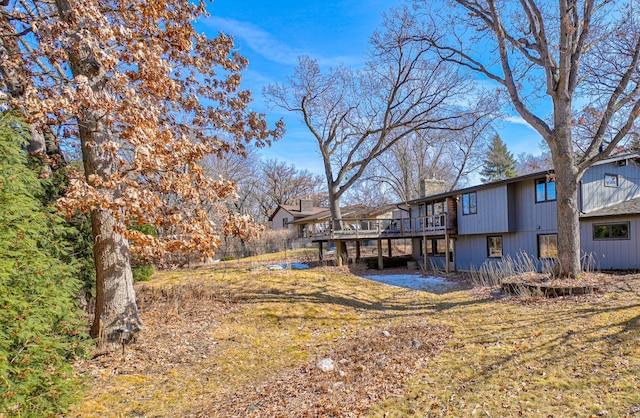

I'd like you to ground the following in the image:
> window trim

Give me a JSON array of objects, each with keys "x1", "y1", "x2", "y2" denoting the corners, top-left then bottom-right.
[
  {"x1": 434, "y1": 238, "x2": 446, "y2": 256},
  {"x1": 535, "y1": 178, "x2": 556, "y2": 203},
  {"x1": 487, "y1": 235, "x2": 503, "y2": 258},
  {"x1": 422, "y1": 238, "x2": 448, "y2": 257},
  {"x1": 461, "y1": 192, "x2": 477, "y2": 215},
  {"x1": 592, "y1": 221, "x2": 630, "y2": 240},
  {"x1": 537, "y1": 233, "x2": 558, "y2": 259},
  {"x1": 604, "y1": 173, "x2": 619, "y2": 188}
]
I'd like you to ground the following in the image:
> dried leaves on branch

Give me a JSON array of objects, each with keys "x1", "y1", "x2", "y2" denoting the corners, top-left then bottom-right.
[{"x1": 2, "y1": 0, "x2": 284, "y2": 262}]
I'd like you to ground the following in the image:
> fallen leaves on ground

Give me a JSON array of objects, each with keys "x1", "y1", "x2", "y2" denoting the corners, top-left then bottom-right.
[
  {"x1": 208, "y1": 321, "x2": 451, "y2": 417},
  {"x1": 69, "y1": 262, "x2": 640, "y2": 418}
]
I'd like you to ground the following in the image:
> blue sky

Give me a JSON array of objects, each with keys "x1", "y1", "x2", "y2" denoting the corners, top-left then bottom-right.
[{"x1": 199, "y1": 0, "x2": 547, "y2": 178}]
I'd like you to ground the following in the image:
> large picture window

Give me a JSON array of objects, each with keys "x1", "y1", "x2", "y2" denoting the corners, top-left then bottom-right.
[
  {"x1": 538, "y1": 234, "x2": 558, "y2": 258},
  {"x1": 462, "y1": 192, "x2": 477, "y2": 215},
  {"x1": 535, "y1": 178, "x2": 556, "y2": 202},
  {"x1": 593, "y1": 222, "x2": 629, "y2": 240},
  {"x1": 487, "y1": 236, "x2": 503, "y2": 258}
]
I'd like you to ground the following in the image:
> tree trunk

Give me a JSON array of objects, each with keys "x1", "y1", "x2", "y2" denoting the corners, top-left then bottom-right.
[
  {"x1": 81, "y1": 114, "x2": 142, "y2": 349},
  {"x1": 328, "y1": 187, "x2": 347, "y2": 266},
  {"x1": 89, "y1": 209, "x2": 141, "y2": 348},
  {"x1": 55, "y1": 0, "x2": 142, "y2": 350},
  {"x1": 80, "y1": 112, "x2": 141, "y2": 350},
  {"x1": 549, "y1": 124, "x2": 582, "y2": 278}
]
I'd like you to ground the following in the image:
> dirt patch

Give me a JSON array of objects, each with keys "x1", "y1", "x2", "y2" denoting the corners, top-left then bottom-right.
[{"x1": 205, "y1": 321, "x2": 452, "y2": 417}]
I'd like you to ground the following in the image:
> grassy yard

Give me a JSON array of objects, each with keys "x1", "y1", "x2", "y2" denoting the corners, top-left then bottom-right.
[{"x1": 69, "y1": 256, "x2": 640, "y2": 417}]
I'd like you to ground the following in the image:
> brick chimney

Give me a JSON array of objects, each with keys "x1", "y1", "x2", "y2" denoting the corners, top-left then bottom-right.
[
  {"x1": 421, "y1": 179, "x2": 446, "y2": 197},
  {"x1": 299, "y1": 199, "x2": 313, "y2": 212}
]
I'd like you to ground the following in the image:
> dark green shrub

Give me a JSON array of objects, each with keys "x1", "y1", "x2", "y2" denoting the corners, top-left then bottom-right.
[
  {"x1": 220, "y1": 255, "x2": 235, "y2": 261},
  {"x1": 0, "y1": 114, "x2": 88, "y2": 416},
  {"x1": 128, "y1": 224, "x2": 157, "y2": 282},
  {"x1": 132, "y1": 263, "x2": 156, "y2": 282}
]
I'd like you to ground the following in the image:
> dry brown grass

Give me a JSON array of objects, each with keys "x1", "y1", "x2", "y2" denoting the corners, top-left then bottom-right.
[{"x1": 69, "y1": 260, "x2": 640, "y2": 417}]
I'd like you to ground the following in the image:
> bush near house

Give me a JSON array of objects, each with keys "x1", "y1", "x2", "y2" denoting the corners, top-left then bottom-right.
[{"x1": 0, "y1": 116, "x2": 88, "y2": 416}]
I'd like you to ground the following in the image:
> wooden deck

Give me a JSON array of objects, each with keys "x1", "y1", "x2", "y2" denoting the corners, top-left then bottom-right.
[{"x1": 307, "y1": 215, "x2": 457, "y2": 241}]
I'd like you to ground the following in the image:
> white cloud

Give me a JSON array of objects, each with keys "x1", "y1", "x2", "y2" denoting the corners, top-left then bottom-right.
[
  {"x1": 204, "y1": 17, "x2": 301, "y2": 65},
  {"x1": 503, "y1": 115, "x2": 535, "y2": 128},
  {"x1": 202, "y1": 16, "x2": 363, "y2": 68}
]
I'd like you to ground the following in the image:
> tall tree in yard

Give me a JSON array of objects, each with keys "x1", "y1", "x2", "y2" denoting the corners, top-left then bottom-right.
[
  {"x1": 408, "y1": 0, "x2": 640, "y2": 277},
  {"x1": 480, "y1": 134, "x2": 517, "y2": 183},
  {"x1": 264, "y1": 8, "x2": 488, "y2": 264},
  {"x1": 0, "y1": 0, "x2": 283, "y2": 351}
]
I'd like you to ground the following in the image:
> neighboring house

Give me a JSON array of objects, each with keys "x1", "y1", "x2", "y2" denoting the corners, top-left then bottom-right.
[
  {"x1": 405, "y1": 154, "x2": 640, "y2": 271},
  {"x1": 268, "y1": 200, "x2": 327, "y2": 238}
]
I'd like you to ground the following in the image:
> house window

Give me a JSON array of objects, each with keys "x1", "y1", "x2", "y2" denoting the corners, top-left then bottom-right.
[
  {"x1": 282, "y1": 218, "x2": 289, "y2": 228},
  {"x1": 435, "y1": 239, "x2": 446, "y2": 256},
  {"x1": 423, "y1": 238, "x2": 448, "y2": 256},
  {"x1": 604, "y1": 174, "x2": 619, "y2": 188},
  {"x1": 535, "y1": 178, "x2": 556, "y2": 202},
  {"x1": 593, "y1": 222, "x2": 629, "y2": 240},
  {"x1": 462, "y1": 192, "x2": 477, "y2": 215},
  {"x1": 487, "y1": 236, "x2": 503, "y2": 258},
  {"x1": 538, "y1": 234, "x2": 558, "y2": 258}
]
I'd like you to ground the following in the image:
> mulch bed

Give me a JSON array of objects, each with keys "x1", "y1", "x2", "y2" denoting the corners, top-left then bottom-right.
[
  {"x1": 498, "y1": 271, "x2": 640, "y2": 298},
  {"x1": 203, "y1": 321, "x2": 452, "y2": 418}
]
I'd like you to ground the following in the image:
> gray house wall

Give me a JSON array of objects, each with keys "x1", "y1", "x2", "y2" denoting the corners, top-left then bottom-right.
[
  {"x1": 580, "y1": 216, "x2": 640, "y2": 270},
  {"x1": 457, "y1": 185, "x2": 509, "y2": 234},
  {"x1": 454, "y1": 178, "x2": 557, "y2": 271},
  {"x1": 408, "y1": 156, "x2": 640, "y2": 272},
  {"x1": 581, "y1": 160, "x2": 640, "y2": 213}
]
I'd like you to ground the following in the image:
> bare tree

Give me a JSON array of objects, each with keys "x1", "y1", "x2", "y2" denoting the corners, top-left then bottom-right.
[
  {"x1": 264, "y1": 8, "x2": 482, "y2": 263},
  {"x1": 256, "y1": 159, "x2": 326, "y2": 219},
  {"x1": 517, "y1": 151, "x2": 554, "y2": 175},
  {"x1": 203, "y1": 147, "x2": 263, "y2": 221},
  {"x1": 409, "y1": 0, "x2": 640, "y2": 277}
]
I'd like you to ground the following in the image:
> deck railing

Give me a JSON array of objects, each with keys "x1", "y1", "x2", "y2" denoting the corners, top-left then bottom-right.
[{"x1": 304, "y1": 214, "x2": 453, "y2": 240}]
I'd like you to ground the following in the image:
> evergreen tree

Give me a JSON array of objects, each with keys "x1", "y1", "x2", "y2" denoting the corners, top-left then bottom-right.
[
  {"x1": 479, "y1": 135, "x2": 517, "y2": 183},
  {"x1": 0, "y1": 113, "x2": 88, "y2": 416}
]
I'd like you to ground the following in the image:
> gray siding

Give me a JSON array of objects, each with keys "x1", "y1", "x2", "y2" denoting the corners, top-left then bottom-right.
[
  {"x1": 511, "y1": 178, "x2": 557, "y2": 231},
  {"x1": 455, "y1": 235, "x2": 489, "y2": 270},
  {"x1": 457, "y1": 185, "x2": 509, "y2": 234},
  {"x1": 455, "y1": 231, "x2": 552, "y2": 271},
  {"x1": 580, "y1": 216, "x2": 640, "y2": 270},
  {"x1": 581, "y1": 160, "x2": 640, "y2": 213}
]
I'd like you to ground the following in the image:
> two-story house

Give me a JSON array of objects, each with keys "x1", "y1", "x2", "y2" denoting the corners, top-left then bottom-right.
[{"x1": 407, "y1": 154, "x2": 640, "y2": 271}]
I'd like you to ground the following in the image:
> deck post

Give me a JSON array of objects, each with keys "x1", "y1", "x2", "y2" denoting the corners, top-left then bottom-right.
[
  {"x1": 318, "y1": 241, "x2": 323, "y2": 261},
  {"x1": 445, "y1": 232, "x2": 450, "y2": 273},
  {"x1": 387, "y1": 239, "x2": 392, "y2": 258},
  {"x1": 377, "y1": 239, "x2": 383, "y2": 270},
  {"x1": 422, "y1": 235, "x2": 428, "y2": 270},
  {"x1": 336, "y1": 240, "x2": 343, "y2": 266},
  {"x1": 355, "y1": 240, "x2": 361, "y2": 261}
]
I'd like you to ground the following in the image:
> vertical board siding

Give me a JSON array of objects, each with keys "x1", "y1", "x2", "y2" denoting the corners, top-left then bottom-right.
[
  {"x1": 457, "y1": 185, "x2": 509, "y2": 234},
  {"x1": 581, "y1": 161, "x2": 640, "y2": 213},
  {"x1": 455, "y1": 235, "x2": 488, "y2": 270},
  {"x1": 513, "y1": 178, "x2": 557, "y2": 231},
  {"x1": 580, "y1": 217, "x2": 640, "y2": 270}
]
